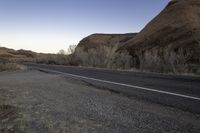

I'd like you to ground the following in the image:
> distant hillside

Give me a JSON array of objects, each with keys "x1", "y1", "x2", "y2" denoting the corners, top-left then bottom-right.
[
  {"x1": 0, "y1": 47, "x2": 36, "y2": 62},
  {"x1": 0, "y1": 47, "x2": 72, "y2": 65},
  {"x1": 76, "y1": 33, "x2": 137, "y2": 51},
  {"x1": 118, "y1": 0, "x2": 200, "y2": 74}
]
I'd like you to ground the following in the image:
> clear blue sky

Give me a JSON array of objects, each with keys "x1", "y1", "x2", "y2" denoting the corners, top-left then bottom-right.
[{"x1": 0, "y1": 0, "x2": 170, "y2": 53}]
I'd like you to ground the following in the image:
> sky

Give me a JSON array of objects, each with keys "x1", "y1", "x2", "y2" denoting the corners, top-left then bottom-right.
[{"x1": 0, "y1": 0, "x2": 170, "y2": 53}]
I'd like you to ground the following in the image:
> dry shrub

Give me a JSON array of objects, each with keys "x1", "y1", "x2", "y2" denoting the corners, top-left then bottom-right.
[
  {"x1": 0, "y1": 63, "x2": 24, "y2": 72},
  {"x1": 73, "y1": 46, "x2": 120, "y2": 68},
  {"x1": 71, "y1": 45, "x2": 135, "y2": 70},
  {"x1": 139, "y1": 49, "x2": 167, "y2": 73},
  {"x1": 35, "y1": 54, "x2": 70, "y2": 65},
  {"x1": 167, "y1": 48, "x2": 194, "y2": 74},
  {"x1": 137, "y1": 47, "x2": 196, "y2": 74},
  {"x1": 111, "y1": 51, "x2": 133, "y2": 69}
]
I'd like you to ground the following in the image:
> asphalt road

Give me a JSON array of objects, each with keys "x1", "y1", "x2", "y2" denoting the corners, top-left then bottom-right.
[{"x1": 28, "y1": 64, "x2": 200, "y2": 114}]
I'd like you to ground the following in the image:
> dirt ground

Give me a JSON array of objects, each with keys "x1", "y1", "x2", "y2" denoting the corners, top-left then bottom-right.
[{"x1": 0, "y1": 70, "x2": 200, "y2": 133}]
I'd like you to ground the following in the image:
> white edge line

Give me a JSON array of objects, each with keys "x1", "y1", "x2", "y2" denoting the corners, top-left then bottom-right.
[{"x1": 37, "y1": 67, "x2": 200, "y2": 101}]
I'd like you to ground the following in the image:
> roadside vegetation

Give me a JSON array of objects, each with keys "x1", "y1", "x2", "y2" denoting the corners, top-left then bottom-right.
[
  {"x1": 72, "y1": 46, "x2": 133, "y2": 69},
  {"x1": 33, "y1": 44, "x2": 200, "y2": 75},
  {"x1": 1, "y1": 43, "x2": 198, "y2": 74},
  {"x1": 74, "y1": 46, "x2": 200, "y2": 74},
  {"x1": 35, "y1": 53, "x2": 70, "y2": 65},
  {"x1": 0, "y1": 63, "x2": 24, "y2": 72},
  {"x1": 1, "y1": 48, "x2": 197, "y2": 75}
]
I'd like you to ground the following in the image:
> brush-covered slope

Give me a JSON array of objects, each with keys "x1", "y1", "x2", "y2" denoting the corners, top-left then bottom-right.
[
  {"x1": 71, "y1": 33, "x2": 137, "y2": 67},
  {"x1": 119, "y1": 0, "x2": 200, "y2": 74}
]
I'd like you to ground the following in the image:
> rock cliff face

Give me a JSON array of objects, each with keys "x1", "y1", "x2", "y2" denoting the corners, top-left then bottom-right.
[
  {"x1": 77, "y1": 33, "x2": 137, "y2": 51},
  {"x1": 119, "y1": 0, "x2": 200, "y2": 73}
]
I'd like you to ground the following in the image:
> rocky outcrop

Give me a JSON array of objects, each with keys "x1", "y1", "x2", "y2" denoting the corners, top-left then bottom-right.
[
  {"x1": 76, "y1": 33, "x2": 137, "y2": 51},
  {"x1": 119, "y1": 0, "x2": 200, "y2": 74}
]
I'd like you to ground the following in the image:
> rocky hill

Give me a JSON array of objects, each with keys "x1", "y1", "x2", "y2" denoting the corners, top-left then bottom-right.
[
  {"x1": 72, "y1": 33, "x2": 137, "y2": 67},
  {"x1": 119, "y1": 0, "x2": 200, "y2": 74},
  {"x1": 77, "y1": 33, "x2": 137, "y2": 51}
]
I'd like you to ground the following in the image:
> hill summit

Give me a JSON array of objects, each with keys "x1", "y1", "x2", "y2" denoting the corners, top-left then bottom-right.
[{"x1": 77, "y1": 33, "x2": 137, "y2": 51}]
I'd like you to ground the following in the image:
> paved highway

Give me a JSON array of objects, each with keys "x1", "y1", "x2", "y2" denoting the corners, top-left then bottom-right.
[{"x1": 28, "y1": 64, "x2": 200, "y2": 114}]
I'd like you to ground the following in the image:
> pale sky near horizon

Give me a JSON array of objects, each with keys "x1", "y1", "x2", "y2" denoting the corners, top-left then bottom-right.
[{"x1": 0, "y1": 0, "x2": 170, "y2": 53}]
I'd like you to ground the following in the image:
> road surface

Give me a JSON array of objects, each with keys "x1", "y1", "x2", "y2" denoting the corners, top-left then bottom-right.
[{"x1": 28, "y1": 63, "x2": 200, "y2": 113}]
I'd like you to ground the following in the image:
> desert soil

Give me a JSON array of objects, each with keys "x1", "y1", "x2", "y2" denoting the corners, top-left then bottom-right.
[{"x1": 0, "y1": 70, "x2": 200, "y2": 133}]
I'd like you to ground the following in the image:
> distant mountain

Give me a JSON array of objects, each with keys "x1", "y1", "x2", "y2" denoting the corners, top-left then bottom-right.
[
  {"x1": 119, "y1": 0, "x2": 200, "y2": 73},
  {"x1": 76, "y1": 33, "x2": 137, "y2": 51}
]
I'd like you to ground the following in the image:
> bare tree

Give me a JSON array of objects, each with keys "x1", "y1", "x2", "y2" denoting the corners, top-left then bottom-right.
[{"x1": 68, "y1": 45, "x2": 77, "y2": 54}]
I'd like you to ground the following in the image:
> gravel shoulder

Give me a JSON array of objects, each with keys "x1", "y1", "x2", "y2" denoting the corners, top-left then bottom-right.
[{"x1": 0, "y1": 70, "x2": 200, "y2": 133}]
